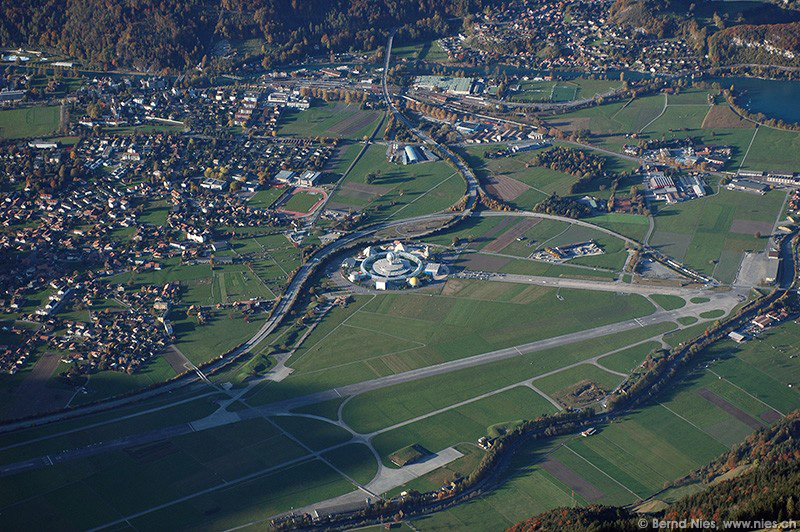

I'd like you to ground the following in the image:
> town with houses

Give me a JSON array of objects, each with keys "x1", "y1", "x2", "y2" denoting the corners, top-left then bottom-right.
[{"x1": 1, "y1": 0, "x2": 800, "y2": 530}]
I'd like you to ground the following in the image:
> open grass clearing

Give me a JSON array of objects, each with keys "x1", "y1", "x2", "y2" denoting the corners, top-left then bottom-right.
[
  {"x1": 650, "y1": 294, "x2": 686, "y2": 311},
  {"x1": 0, "y1": 105, "x2": 60, "y2": 139},
  {"x1": 286, "y1": 283, "x2": 656, "y2": 379}
]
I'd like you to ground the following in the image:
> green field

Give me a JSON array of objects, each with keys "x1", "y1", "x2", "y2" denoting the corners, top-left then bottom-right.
[
  {"x1": 585, "y1": 212, "x2": 650, "y2": 242},
  {"x1": 286, "y1": 282, "x2": 654, "y2": 377},
  {"x1": 278, "y1": 102, "x2": 382, "y2": 140},
  {"x1": 329, "y1": 143, "x2": 462, "y2": 221},
  {"x1": 740, "y1": 126, "x2": 800, "y2": 173},
  {"x1": 410, "y1": 323, "x2": 800, "y2": 531},
  {"x1": 597, "y1": 341, "x2": 661, "y2": 374},
  {"x1": 510, "y1": 78, "x2": 621, "y2": 103},
  {"x1": 650, "y1": 186, "x2": 785, "y2": 282},
  {"x1": 650, "y1": 294, "x2": 686, "y2": 311},
  {"x1": 281, "y1": 190, "x2": 323, "y2": 213},
  {"x1": 0, "y1": 105, "x2": 60, "y2": 139},
  {"x1": 323, "y1": 443, "x2": 378, "y2": 484},
  {"x1": 248, "y1": 187, "x2": 285, "y2": 209},
  {"x1": 460, "y1": 143, "x2": 639, "y2": 207}
]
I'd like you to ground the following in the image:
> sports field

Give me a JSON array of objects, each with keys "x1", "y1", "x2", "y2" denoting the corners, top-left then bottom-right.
[
  {"x1": 509, "y1": 78, "x2": 621, "y2": 103},
  {"x1": 0, "y1": 105, "x2": 61, "y2": 139},
  {"x1": 247, "y1": 187, "x2": 285, "y2": 209},
  {"x1": 280, "y1": 190, "x2": 323, "y2": 214}
]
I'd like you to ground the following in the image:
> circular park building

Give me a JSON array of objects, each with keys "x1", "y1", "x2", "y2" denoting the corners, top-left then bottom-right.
[{"x1": 361, "y1": 250, "x2": 425, "y2": 289}]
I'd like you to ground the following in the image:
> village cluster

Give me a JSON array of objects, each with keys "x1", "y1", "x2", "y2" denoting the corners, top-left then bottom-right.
[
  {"x1": 438, "y1": 0, "x2": 701, "y2": 73},
  {"x1": 0, "y1": 124, "x2": 341, "y2": 375}
]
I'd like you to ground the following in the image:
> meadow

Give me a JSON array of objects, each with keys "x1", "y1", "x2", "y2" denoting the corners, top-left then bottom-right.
[
  {"x1": 0, "y1": 105, "x2": 60, "y2": 139},
  {"x1": 649, "y1": 186, "x2": 786, "y2": 282},
  {"x1": 328, "y1": 143, "x2": 462, "y2": 221},
  {"x1": 278, "y1": 102, "x2": 383, "y2": 140}
]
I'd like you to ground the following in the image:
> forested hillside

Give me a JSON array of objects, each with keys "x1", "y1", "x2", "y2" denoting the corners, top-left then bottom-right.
[
  {"x1": 0, "y1": 0, "x2": 487, "y2": 72},
  {"x1": 709, "y1": 22, "x2": 800, "y2": 67}
]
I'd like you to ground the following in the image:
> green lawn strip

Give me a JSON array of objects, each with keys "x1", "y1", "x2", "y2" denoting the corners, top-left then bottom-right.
[
  {"x1": 597, "y1": 341, "x2": 661, "y2": 374},
  {"x1": 533, "y1": 364, "x2": 625, "y2": 400},
  {"x1": 290, "y1": 396, "x2": 348, "y2": 421},
  {"x1": 322, "y1": 443, "x2": 378, "y2": 485},
  {"x1": 663, "y1": 322, "x2": 712, "y2": 348},
  {"x1": 341, "y1": 322, "x2": 674, "y2": 435},
  {"x1": 271, "y1": 415, "x2": 353, "y2": 452},
  {"x1": 128, "y1": 459, "x2": 353, "y2": 531},
  {"x1": 0, "y1": 394, "x2": 222, "y2": 465},
  {"x1": 650, "y1": 294, "x2": 686, "y2": 311},
  {"x1": 678, "y1": 316, "x2": 698, "y2": 326}
]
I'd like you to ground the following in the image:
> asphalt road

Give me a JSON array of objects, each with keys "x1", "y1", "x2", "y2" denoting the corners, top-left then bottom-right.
[{"x1": 473, "y1": 272, "x2": 707, "y2": 296}]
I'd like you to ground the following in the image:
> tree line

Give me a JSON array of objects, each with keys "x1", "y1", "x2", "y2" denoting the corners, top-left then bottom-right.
[{"x1": 0, "y1": 0, "x2": 494, "y2": 72}]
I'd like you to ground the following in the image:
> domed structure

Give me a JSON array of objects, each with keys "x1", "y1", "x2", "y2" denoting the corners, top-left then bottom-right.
[{"x1": 360, "y1": 249, "x2": 425, "y2": 285}]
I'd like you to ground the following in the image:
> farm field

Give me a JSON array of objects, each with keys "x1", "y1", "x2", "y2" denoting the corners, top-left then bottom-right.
[
  {"x1": 544, "y1": 87, "x2": 784, "y2": 172},
  {"x1": 328, "y1": 143, "x2": 462, "y2": 221},
  {"x1": 409, "y1": 322, "x2": 800, "y2": 531},
  {"x1": 585, "y1": 212, "x2": 650, "y2": 242},
  {"x1": 277, "y1": 102, "x2": 382, "y2": 139},
  {"x1": 649, "y1": 187, "x2": 786, "y2": 283},
  {"x1": 739, "y1": 126, "x2": 800, "y2": 173},
  {"x1": 460, "y1": 143, "x2": 638, "y2": 207},
  {"x1": 425, "y1": 214, "x2": 631, "y2": 273},
  {"x1": 0, "y1": 105, "x2": 60, "y2": 139}
]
